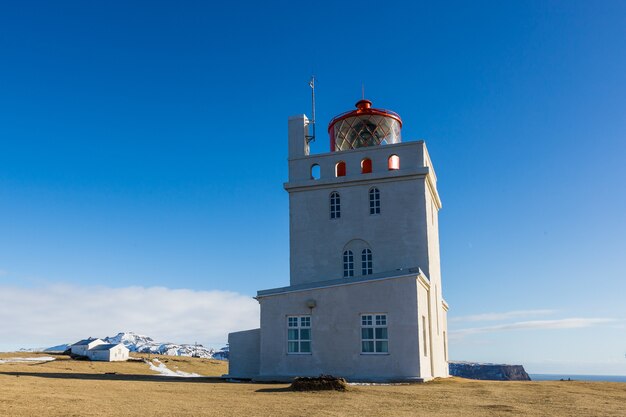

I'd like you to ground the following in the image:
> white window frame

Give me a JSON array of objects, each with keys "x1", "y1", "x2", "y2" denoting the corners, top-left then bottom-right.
[
  {"x1": 330, "y1": 192, "x2": 341, "y2": 219},
  {"x1": 287, "y1": 315, "x2": 311, "y2": 354},
  {"x1": 361, "y1": 313, "x2": 388, "y2": 354},
  {"x1": 369, "y1": 187, "x2": 380, "y2": 215},
  {"x1": 361, "y1": 248, "x2": 372, "y2": 275},
  {"x1": 343, "y1": 250, "x2": 354, "y2": 277}
]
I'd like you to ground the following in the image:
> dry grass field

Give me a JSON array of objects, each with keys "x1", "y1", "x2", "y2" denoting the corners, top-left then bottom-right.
[{"x1": 1, "y1": 352, "x2": 625, "y2": 417}]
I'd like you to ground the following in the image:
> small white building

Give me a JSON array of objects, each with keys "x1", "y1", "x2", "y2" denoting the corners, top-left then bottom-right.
[
  {"x1": 70, "y1": 338, "x2": 106, "y2": 357},
  {"x1": 227, "y1": 99, "x2": 450, "y2": 382},
  {"x1": 85, "y1": 343, "x2": 129, "y2": 362}
]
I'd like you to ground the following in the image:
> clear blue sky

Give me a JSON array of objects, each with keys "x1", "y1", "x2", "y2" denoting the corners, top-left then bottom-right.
[{"x1": 1, "y1": 1, "x2": 624, "y2": 374}]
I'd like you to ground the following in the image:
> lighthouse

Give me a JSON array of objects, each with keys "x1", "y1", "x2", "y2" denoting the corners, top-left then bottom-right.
[{"x1": 227, "y1": 98, "x2": 450, "y2": 382}]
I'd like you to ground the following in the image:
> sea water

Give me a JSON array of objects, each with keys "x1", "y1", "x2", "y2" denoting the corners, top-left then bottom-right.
[{"x1": 530, "y1": 374, "x2": 626, "y2": 383}]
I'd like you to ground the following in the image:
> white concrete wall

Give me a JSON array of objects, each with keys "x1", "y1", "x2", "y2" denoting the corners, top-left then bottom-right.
[
  {"x1": 285, "y1": 146, "x2": 436, "y2": 286},
  {"x1": 86, "y1": 349, "x2": 110, "y2": 361},
  {"x1": 288, "y1": 115, "x2": 310, "y2": 159},
  {"x1": 422, "y1": 150, "x2": 449, "y2": 378},
  {"x1": 417, "y1": 277, "x2": 433, "y2": 377},
  {"x1": 86, "y1": 345, "x2": 129, "y2": 362},
  {"x1": 227, "y1": 329, "x2": 260, "y2": 379},
  {"x1": 110, "y1": 345, "x2": 129, "y2": 362},
  {"x1": 257, "y1": 275, "x2": 425, "y2": 381},
  {"x1": 442, "y1": 303, "x2": 449, "y2": 369}
]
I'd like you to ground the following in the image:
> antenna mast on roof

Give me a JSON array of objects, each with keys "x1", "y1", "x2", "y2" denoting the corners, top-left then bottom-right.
[{"x1": 306, "y1": 76, "x2": 316, "y2": 144}]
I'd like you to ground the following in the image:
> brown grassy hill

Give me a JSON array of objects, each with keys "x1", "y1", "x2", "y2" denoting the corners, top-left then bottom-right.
[{"x1": 1, "y1": 352, "x2": 625, "y2": 417}]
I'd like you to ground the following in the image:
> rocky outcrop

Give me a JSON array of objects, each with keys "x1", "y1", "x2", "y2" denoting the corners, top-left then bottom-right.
[{"x1": 449, "y1": 361, "x2": 531, "y2": 381}]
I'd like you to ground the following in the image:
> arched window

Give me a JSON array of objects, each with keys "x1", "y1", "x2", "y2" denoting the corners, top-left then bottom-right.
[
  {"x1": 343, "y1": 238, "x2": 371, "y2": 277},
  {"x1": 361, "y1": 158, "x2": 372, "y2": 174},
  {"x1": 335, "y1": 161, "x2": 346, "y2": 177},
  {"x1": 361, "y1": 248, "x2": 372, "y2": 275},
  {"x1": 388, "y1": 155, "x2": 400, "y2": 170},
  {"x1": 343, "y1": 250, "x2": 354, "y2": 277},
  {"x1": 311, "y1": 164, "x2": 320, "y2": 179},
  {"x1": 369, "y1": 187, "x2": 380, "y2": 215},
  {"x1": 330, "y1": 192, "x2": 341, "y2": 219}
]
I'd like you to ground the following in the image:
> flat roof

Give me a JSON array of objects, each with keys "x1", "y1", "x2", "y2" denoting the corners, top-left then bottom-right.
[{"x1": 257, "y1": 267, "x2": 426, "y2": 298}]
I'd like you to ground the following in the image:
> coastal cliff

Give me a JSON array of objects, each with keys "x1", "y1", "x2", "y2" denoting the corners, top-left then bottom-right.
[{"x1": 449, "y1": 361, "x2": 531, "y2": 381}]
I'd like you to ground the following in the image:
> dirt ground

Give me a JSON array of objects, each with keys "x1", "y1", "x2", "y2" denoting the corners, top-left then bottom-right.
[{"x1": 1, "y1": 352, "x2": 625, "y2": 417}]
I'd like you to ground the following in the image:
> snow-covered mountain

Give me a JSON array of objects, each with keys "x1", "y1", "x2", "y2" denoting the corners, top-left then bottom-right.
[
  {"x1": 37, "y1": 332, "x2": 228, "y2": 360},
  {"x1": 102, "y1": 332, "x2": 227, "y2": 359}
]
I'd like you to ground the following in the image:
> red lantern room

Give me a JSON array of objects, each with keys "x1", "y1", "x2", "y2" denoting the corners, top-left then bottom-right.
[{"x1": 328, "y1": 99, "x2": 402, "y2": 152}]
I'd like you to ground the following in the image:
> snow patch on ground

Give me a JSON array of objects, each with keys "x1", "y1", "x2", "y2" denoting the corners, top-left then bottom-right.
[
  {"x1": 146, "y1": 358, "x2": 203, "y2": 377},
  {"x1": 0, "y1": 356, "x2": 56, "y2": 364},
  {"x1": 348, "y1": 382, "x2": 397, "y2": 386}
]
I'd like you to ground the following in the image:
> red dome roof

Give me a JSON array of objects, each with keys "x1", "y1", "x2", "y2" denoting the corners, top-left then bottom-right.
[
  {"x1": 328, "y1": 100, "x2": 403, "y2": 152},
  {"x1": 328, "y1": 100, "x2": 402, "y2": 130}
]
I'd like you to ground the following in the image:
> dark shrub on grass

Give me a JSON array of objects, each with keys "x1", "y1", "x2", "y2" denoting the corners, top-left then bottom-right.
[{"x1": 290, "y1": 375, "x2": 348, "y2": 392}]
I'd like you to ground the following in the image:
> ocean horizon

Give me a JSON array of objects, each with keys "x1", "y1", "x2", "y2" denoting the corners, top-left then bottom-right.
[{"x1": 530, "y1": 373, "x2": 626, "y2": 383}]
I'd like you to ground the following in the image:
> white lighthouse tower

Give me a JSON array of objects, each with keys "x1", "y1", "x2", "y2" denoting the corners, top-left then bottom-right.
[{"x1": 227, "y1": 99, "x2": 449, "y2": 381}]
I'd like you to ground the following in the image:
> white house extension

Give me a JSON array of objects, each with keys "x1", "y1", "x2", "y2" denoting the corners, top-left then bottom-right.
[
  {"x1": 227, "y1": 99, "x2": 450, "y2": 382},
  {"x1": 70, "y1": 338, "x2": 129, "y2": 362},
  {"x1": 85, "y1": 343, "x2": 130, "y2": 362}
]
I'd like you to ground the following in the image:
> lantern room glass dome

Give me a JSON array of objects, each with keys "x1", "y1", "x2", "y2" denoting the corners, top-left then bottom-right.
[{"x1": 328, "y1": 99, "x2": 402, "y2": 152}]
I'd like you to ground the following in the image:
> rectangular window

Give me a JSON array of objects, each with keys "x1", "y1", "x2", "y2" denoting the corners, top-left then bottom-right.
[
  {"x1": 369, "y1": 188, "x2": 380, "y2": 215},
  {"x1": 287, "y1": 315, "x2": 311, "y2": 354},
  {"x1": 343, "y1": 251, "x2": 354, "y2": 277},
  {"x1": 330, "y1": 192, "x2": 341, "y2": 219},
  {"x1": 361, "y1": 249, "x2": 372, "y2": 275},
  {"x1": 361, "y1": 314, "x2": 388, "y2": 354}
]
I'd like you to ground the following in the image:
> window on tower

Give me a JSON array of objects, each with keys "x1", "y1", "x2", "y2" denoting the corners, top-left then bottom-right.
[
  {"x1": 343, "y1": 250, "x2": 354, "y2": 277},
  {"x1": 361, "y1": 158, "x2": 372, "y2": 174},
  {"x1": 369, "y1": 187, "x2": 380, "y2": 215},
  {"x1": 311, "y1": 164, "x2": 321, "y2": 179},
  {"x1": 335, "y1": 161, "x2": 346, "y2": 177},
  {"x1": 330, "y1": 192, "x2": 341, "y2": 219},
  {"x1": 361, "y1": 248, "x2": 373, "y2": 275},
  {"x1": 388, "y1": 155, "x2": 400, "y2": 170}
]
